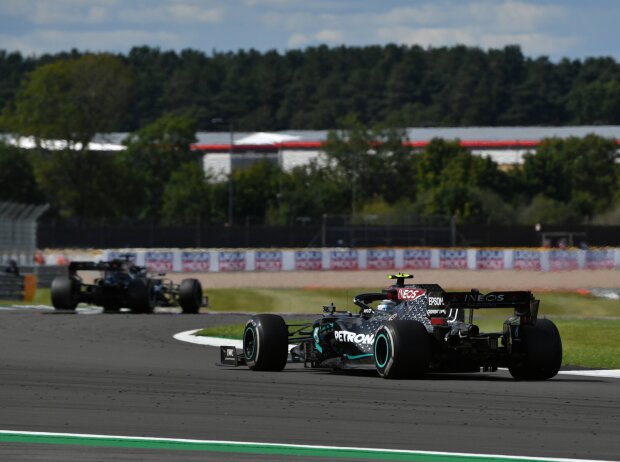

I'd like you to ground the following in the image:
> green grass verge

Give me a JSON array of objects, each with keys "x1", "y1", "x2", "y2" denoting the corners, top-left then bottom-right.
[
  {"x1": 205, "y1": 288, "x2": 620, "y2": 317},
  {"x1": 205, "y1": 287, "x2": 370, "y2": 313},
  {"x1": 0, "y1": 288, "x2": 51, "y2": 306}
]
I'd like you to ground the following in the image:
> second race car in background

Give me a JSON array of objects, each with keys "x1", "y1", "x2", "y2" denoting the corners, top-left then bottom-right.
[{"x1": 51, "y1": 256, "x2": 207, "y2": 313}]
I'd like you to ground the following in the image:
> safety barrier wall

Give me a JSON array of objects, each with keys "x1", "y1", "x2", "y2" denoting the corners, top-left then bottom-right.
[
  {"x1": 0, "y1": 273, "x2": 24, "y2": 300},
  {"x1": 0, "y1": 273, "x2": 36, "y2": 300},
  {"x1": 50, "y1": 247, "x2": 620, "y2": 273}
]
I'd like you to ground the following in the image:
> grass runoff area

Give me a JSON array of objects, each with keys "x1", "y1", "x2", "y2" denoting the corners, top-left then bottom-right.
[
  {"x1": 3, "y1": 287, "x2": 618, "y2": 368},
  {"x1": 196, "y1": 289, "x2": 620, "y2": 370}
]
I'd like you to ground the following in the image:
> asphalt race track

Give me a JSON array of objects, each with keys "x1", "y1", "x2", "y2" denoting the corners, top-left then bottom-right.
[{"x1": 0, "y1": 309, "x2": 619, "y2": 461}]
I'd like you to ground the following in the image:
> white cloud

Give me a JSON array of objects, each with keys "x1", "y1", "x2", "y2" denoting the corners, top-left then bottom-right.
[
  {"x1": 0, "y1": 0, "x2": 586, "y2": 59},
  {"x1": 374, "y1": 1, "x2": 566, "y2": 32},
  {"x1": 118, "y1": 3, "x2": 222, "y2": 24},
  {"x1": 489, "y1": 0, "x2": 566, "y2": 32},
  {"x1": 287, "y1": 28, "x2": 343, "y2": 48},
  {"x1": 376, "y1": 25, "x2": 577, "y2": 56},
  {"x1": 166, "y1": 4, "x2": 222, "y2": 23},
  {"x1": 288, "y1": 33, "x2": 308, "y2": 48},
  {"x1": 0, "y1": 29, "x2": 181, "y2": 55},
  {"x1": 0, "y1": 0, "x2": 119, "y2": 25},
  {"x1": 271, "y1": 1, "x2": 574, "y2": 56},
  {"x1": 314, "y1": 29, "x2": 342, "y2": 43}
]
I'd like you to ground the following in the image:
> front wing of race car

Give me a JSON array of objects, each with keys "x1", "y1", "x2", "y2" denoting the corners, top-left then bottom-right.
[{"x1": 220, "y1": 346, "x2": 246, "y2": 366}]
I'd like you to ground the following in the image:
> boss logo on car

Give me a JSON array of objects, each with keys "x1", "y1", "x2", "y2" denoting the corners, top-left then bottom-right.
[
  {"x1": 397, "y1": 288, "x2": 426, "y2": 300},
  {"x1": 334, "y1": 330, "x2": 375, "y2": 344},
  {"x1": 428, "y1": 296, "x2": 444, "y2": 306}
]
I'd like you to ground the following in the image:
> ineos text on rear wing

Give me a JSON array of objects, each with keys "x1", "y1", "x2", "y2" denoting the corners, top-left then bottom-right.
[{"x1": 444, "y1": 290, "x2": 539, "y2": 322}]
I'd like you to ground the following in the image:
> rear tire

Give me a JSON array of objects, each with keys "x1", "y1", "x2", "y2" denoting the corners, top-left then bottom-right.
[
  {"x1": 128, "y1": 278, "x2": 156, "y2": 313},
  {"x1": 508, "y1": 319, "x2": 562, "y2": 381},
  {"x1": 179, "y1": 279, "x2": 202, "y2": 314},
  {"x1": 51, "y1": 276, "x2": 79, "y2": 310},
  {"x1": 243, "y1": 314, "x2": 288, "y2": 371},
  {"x1": 374, "y1": 320, "x2": 430, "y2": 379}
]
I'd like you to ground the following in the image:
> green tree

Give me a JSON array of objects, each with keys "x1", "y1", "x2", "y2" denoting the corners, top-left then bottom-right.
[
  {"x1": 0, "y1": 141, "x2": 43, "y2": 204},
  {"x1": 518, "y1": 135, "x2": 619, "y2": 218},
  {"x1": 31, "y1": 149, "x2": 131, "y2": 219},
  {"x1": 5, "y1": 53, "x2": 132, "y2": 147},
  {"x1": 517, "y1": 195, "x2": 581, "y2": 225},
  {"x1": 411, "y1": 138, "x2": 513, "y2": 223},
  {"x1": 161, "y1": 162, "x2": 213, "y2": 225},
  {"x1": 121, "y1": 113, "x2": 198, "y2": 220},
  {"x1": 324, "y1": 116, "x2": 414, "y2": 215},
  {"x1": 267, "y1": 161, "x2": 349, "y2": 225},
  {"x1": 231, "y1": 160, "x2": 281, "y2": 223}
]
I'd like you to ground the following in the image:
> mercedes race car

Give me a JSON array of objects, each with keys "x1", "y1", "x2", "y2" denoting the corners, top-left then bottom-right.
[
  {"x1": 51, "y1": 256, "x2": 207, "y2": 313},
  {"x1": 221, "y1": 274, "x2": 562, "y2": 380}
]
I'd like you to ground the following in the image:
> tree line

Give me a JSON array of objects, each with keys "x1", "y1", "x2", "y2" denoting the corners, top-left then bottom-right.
[
  {"x1": 0, "y1": 48, "x2": 618, "y2": 227},
  {"x1": 2, "y1": 44, "x2": 620, "y2": 132},
  {"x1": 1, "y1": 113, "x2": 619, "y2": 226}
]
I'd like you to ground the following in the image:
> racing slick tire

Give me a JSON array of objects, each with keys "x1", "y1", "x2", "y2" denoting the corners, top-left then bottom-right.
[
  {"x1": 508, "y1": 319, "x2": 562, "y2": 381},
  {"x1": 374, "y1": 320, "x2": 430, "y2": 379},
  {"x1": 179, "y1": 279, "x2": 202, "y2": 314},
  {"x1": 128, "y1": 278, "x2": 156, "y2": 314},
  {"x1": 243, "y1": 314, "x2": 288, "y2": 372},
  {"x1": 50, "y1": 276, "x2": 80, "y2": 310}
]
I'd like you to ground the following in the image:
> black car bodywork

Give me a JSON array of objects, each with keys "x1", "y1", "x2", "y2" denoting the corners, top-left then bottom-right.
[
  {"x1": 51, "y1": 257, "x2": 207, "y2": 313},
  {"x1": 223, "y1": 274, "x2": 562, "y2": 380}
]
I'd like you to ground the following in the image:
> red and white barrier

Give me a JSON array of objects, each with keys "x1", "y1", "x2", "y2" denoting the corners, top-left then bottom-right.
[{"x1": 72, "y1": 247, "x2": 620, "y2": 272}]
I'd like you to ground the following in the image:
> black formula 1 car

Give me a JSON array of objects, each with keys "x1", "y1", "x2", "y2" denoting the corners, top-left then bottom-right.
[
  {"x1": 51, "y1": 256, "x2": 207, "y2": 313},
  {"x1": 221, "y1": 274, "x2": 562, "y2": 380}
]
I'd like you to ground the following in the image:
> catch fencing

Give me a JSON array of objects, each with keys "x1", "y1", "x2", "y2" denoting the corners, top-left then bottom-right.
[{"x1": 0, "y1": 202, "x2": 49, "y2": 266}]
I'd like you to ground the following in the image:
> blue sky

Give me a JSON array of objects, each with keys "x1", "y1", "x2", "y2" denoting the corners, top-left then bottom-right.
[{"x1": 1, "y1": 0, "x2": 619, "y2": 61}]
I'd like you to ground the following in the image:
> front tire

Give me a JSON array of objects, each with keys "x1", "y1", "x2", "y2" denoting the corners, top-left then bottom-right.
[
  {"x1": 374, "y1": 320, "x2": 430, "y2": 379},
  {"x1": 243, "y1": 314, "x2": 288, "y2": 371},
  {"x1": 179, "y1": 279, "x2": 202, "y2": 314},
  {"x1": 508, "y1": 319, "x2": 562, "y2": 381},
  {"x1": 51, "y1": 276, "x2": 80, "y2": 310},
  {"x1": 128, "y1": 278, "x2": 156, "y2": 313}
]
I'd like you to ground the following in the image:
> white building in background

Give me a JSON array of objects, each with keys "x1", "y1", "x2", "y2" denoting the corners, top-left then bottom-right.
[
  {"x1": 4, "y1": 126, "x2": 620, "y2": 183},
  {"x1": 194, "y1": 126, "x2": 620, "y2": 182}
]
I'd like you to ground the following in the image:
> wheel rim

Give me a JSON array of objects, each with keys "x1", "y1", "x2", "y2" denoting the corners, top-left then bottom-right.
[
  {"x1": 243, "y1": 326, "x2": 256, "y2": 360},
  {"x1": 374, "y1": 332, "x2": 390, "y2": 369}
]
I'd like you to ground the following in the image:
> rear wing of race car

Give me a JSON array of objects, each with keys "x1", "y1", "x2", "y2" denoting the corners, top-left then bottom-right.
[
  {"x1": 444, "y1": 290, "x2": 539, "y2": 323},
  {"x1": 68, "y1": 260, "x2": 143, "y2": 276},
  {"x1": 68, "y1": 261, "x2": 107, "y2": 276}
]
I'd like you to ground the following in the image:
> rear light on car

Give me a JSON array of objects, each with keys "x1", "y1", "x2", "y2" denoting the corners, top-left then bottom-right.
[{"x1": 430, "y1": 317, "x2": 447, "y2": 326}]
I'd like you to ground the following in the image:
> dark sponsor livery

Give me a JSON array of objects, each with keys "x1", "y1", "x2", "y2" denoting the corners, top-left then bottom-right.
[{"x1": 222, "y1": 273, "x2": 562, "y2": 380}]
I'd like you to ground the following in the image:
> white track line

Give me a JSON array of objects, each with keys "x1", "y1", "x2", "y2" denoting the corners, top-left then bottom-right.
[
  {"x1": 174, "y1": 329, "x2": 298, "y2": 351},
  {"x1": 0, "y1": 430, "x2": 615, "y2": 462}
]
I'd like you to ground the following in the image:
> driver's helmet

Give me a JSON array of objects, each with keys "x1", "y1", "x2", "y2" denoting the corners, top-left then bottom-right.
[{"x1": 377, "y1": 299, "x2": 396, "y2": 312}]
